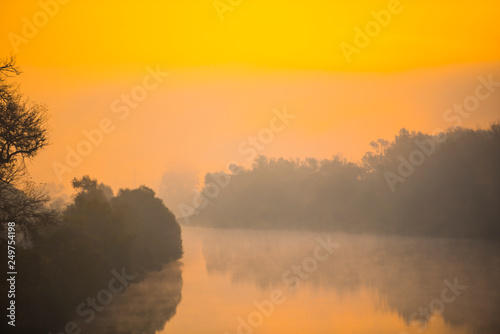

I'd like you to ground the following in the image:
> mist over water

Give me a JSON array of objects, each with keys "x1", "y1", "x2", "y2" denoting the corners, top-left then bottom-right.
[
  {"x1": 85, "y1": 261, "x2": 183, "y2": 334},
  {"x1": 158, "y1": 226, "x2": 500, "y2": 334},
  {"x1": 1, "y1": 2, "x2": 499, "y2": 332}
]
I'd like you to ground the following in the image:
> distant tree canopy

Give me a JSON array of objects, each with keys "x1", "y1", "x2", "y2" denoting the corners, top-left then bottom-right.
[
  {"x1": 0, "y1": 57, "x2": 56, "y2": 244},
  {"x1": 191, "y1": 124, "x2": 500, "y2": 239}
]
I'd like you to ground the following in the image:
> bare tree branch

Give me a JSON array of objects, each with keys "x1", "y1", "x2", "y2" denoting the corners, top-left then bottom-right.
[{"x1": 0, "y1": 57, "x2": 57, "y2": 245}]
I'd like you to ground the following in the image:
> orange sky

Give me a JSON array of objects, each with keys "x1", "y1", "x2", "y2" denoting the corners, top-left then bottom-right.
[{"x1": 1, "y1": 0, "x2": 499, "y2": 205}]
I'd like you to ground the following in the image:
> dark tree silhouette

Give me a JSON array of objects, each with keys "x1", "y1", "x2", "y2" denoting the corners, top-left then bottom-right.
[
  {"x1": 0, "y1": 56, "x2": 19, "y2": 103},
  {"x1": 0, "y1": 57, "x2": 57, "y2": 245},
  {"x1": 7, "y1": 176, "x2": 183, "y2": 334},
  {"x1": 191, "y1": 124, "x2": 500, "y2": 239}
]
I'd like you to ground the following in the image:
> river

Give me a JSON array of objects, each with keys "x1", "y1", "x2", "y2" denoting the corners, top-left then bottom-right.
[{"x1": 91, "y1": 226, "x2": 500, "y2": 334}]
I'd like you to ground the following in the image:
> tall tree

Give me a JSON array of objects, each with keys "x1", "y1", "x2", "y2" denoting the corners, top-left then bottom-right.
[{"x1": 0, "y1": 57, "x2": 57, "y2": 245}]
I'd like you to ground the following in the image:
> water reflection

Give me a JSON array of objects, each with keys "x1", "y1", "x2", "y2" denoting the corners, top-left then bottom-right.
[
  {"x1": 187, "y1": 227, "x2": 500, "y2": 334},
  {"x1": 85, "y1": 260, "x2": 183, "y2": 334}
]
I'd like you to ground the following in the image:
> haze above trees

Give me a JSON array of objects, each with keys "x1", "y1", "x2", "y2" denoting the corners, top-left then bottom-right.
[
  {"x1": 0, "y1": 59, "x2": 183, "y2": 334},
  {"x1": 192, "y1": 124, "x2": 500, "y2": 239}
]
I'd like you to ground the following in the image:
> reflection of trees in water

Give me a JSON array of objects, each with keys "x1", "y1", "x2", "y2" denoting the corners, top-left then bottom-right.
[
  {"x1": 86, "y1": 261, "x2": 183, "y2": 334},
  {"x1": 200, "y1": 228, "x2": 500, "y2": 334}
]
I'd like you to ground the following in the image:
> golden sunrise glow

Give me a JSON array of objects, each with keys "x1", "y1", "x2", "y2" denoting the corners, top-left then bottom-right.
[
  {"x1": 2, "y1": 2, "x2": 498, "y2": 332},
  {"x1": 0, "y1": 0, "x2": 499, "y2": 192},
  {"x1": 2, "y1": 0, "x2": 500, "y2": 71}
]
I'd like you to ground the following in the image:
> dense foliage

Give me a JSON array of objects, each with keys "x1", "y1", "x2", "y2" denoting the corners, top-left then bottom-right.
[
  {"x1": 1, "y1": 176, "x2": 183, "y2": 333},
  {"x1": 192, "y1": 124, "x2": 500, "y2": 239}
]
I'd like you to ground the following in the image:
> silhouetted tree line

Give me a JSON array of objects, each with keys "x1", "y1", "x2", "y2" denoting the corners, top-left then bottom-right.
[
  {"x1": 0, "y1": 59, "x2": 183, "y2": 333},
  {"x1": 1, "y1": 176, "x2": 183, "y2": 333},
  {"x1": 192, "y1": 124, "x2": 500, "y2": 239},
  {"x1": 0, "y1": 57, "x2": 58, "y2": 245}
]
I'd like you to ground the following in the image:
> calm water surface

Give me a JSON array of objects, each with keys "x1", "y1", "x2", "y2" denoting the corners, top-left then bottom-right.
[{"x1": 93, "y1": 226, "x2": 500, "y2": 334}]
